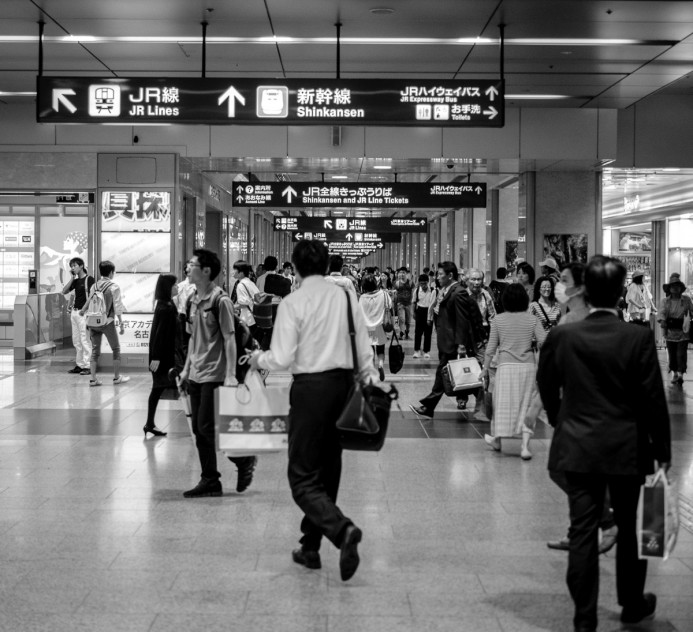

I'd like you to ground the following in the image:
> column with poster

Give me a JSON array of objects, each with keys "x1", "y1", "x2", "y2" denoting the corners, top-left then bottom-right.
[{"x1": 99, "y1": 191, "x2": 172, "y2": 358}]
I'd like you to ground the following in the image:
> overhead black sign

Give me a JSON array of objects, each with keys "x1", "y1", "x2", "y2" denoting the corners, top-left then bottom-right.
[
  {"x1": 292, "y1": 231, "x2": 401, "y2": 243},
  {"x1": 275, "y1": 216, "x2": 428, "y2": 233},
  {"x1": 327, "y1": 241, "x2": 385, "y2": 255},
  {"x1": 55, "y1": 192, "x2": 94, "y2": 204},
  {"x1": 244, "y1": 182, "x2": 485, "y2": 210},
  {"x1": 37, "y1": 77, "x2": 504, "y2": 127}
]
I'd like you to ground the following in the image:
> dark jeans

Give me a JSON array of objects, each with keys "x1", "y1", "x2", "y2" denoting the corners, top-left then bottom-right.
[
  {"x1": 666, "y1": 339, "x2": 688, "y2": 373},
  {"x1": 414, "y1": 306, "x2": 433, "y2": 352},
  {"x1": 288, "y1": 369, "x2": 354, "y2": 552},
  {"x1": 564, "y1": 472, "x2": 647, "y2": 631},
  {"x1": 188, "y1": 381, "x2": 248, "y2": 483}
]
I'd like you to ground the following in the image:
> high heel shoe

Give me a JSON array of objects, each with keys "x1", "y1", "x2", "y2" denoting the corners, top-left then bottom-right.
[{"x1": 143, "y1": 425, "x2": 167, "y2": 437}]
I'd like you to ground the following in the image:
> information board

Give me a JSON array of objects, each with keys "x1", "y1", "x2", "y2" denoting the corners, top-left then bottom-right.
[
  {"x1": 275, "y1": 216, "x2": 428, "y2": 233},
  {"x1": 38, "y1": 77, "x2": 504, "y2": 127},
  {"x1": 291, "y1": 231, "x2": 401, "y2": 243},
  {"x1": 240, "y1": 182, "x2": 485, "y2": 209}
]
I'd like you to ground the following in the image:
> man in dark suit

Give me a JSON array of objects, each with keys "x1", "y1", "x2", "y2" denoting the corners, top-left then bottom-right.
[
  {"x1": 410, "y1": 261, "x2": 485, "y2": 419},
  {"x1": 537, "y1": 256, "x2": 671, "y2": 632}
]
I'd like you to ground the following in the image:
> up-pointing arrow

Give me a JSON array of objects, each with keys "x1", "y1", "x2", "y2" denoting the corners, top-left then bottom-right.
[
  {"x1": 282, "y1": 186, "x2": 298, "y2": 203},
  {"x1": 475, "y1": 186, "x2": 483, "y2": 195},
  {"x1": 483, "y1": 106, "x2": 498, "y2": 120},
  {"x1": 419, "y1": 219, "x2": 426, "y2": 226},
  {"x1": 52, "y1": 89, "x2": 77, "y2": 114},
  {"x1": 485, "y1": 86, "x2": 499, "y2": 102},
  {"x1": 236, "y1": 185, "x2": 245, "y2": 193},
  {"x1": 236, "y1": 195, "x2": 244, "y2": 203},
  {"x1": 345, "y1": 233, "x2": 353, "y2": 241},
  {"x1": 218, "y1": 87, "x2": 246, "y2": 118}
]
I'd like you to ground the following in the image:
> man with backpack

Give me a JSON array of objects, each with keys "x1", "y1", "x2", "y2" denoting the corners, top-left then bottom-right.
[
  {"x1": 62, "y1": 257, "x2": 95, "y2": 375},
  {"x1": 179, "y1": 249, "x2": 258, "y2": 498},
  {"x1": 488, "y1": 267, "x2": 510, "y2": 315},
  {"x1": 255, "y1": 255, "x2": 291, "y2": 350},
  {"x1": 80, "y1": 260, "x2": 129, "y2": 387}
]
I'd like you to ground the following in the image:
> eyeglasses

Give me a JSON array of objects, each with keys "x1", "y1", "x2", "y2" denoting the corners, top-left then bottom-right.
[{"x1": 186, "y1": 261, "x2": 201, "y2": 268}]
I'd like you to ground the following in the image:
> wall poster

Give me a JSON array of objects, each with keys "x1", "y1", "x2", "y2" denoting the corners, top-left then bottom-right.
[
  {"x1": 39, "y1": 216, "x2": 89, "y2": 293},
  {"x1": 618, "y1": 231, "x2": 652, "y2": 253},
  {"x1": 1, "y1": 218, "x2": 35, "y2": 309},
  {"x1": 543, "y1": 233, "x2": 588, "y2": 266},
  {"x1": 505, "y1": 240, "x2": 519, "y2": 274}
]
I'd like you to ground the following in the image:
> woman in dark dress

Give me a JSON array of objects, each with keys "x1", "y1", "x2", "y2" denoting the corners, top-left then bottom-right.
[{"x1": 144, "y1": 273, "x2": 182, "y2": 437}]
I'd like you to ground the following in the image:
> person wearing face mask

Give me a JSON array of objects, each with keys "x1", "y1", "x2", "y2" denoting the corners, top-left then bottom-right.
[{"x1": 554, "y1": 263, "x2": 590, "y2": 323}]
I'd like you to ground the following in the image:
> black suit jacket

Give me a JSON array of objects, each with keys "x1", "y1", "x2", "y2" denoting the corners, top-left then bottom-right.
[
  {"x1": 434, "y1": 283, "x2": 485, "y2": 355},
  {"x1": 537, "y1": 311, "x2": 671, "y2": 476}
]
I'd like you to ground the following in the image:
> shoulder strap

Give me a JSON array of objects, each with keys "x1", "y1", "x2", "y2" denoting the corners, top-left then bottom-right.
[
  {"x1": 345, "y1": 291, "x2": 359, "y2": 377},
  {"x1": 537, "y1": 302, "x2": 551, "y2": 324}
]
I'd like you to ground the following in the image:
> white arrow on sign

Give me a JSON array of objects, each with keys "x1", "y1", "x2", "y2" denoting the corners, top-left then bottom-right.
[
  {"x1": 295, "y1": 233, "x2": 303, "y2": 240},
  {"x1": 52, "y1": 89, "x2": 77, "y2": 114},
  {"x1": 475, "y1": 186, "x2": 483, "y2": 195},
  {"x1": 419, "y1": 219, "x2": 426, "y2": 226},
  {"x1": 324, "y1": 219, "x2": 333, "y2": 229},
  {"x1": 376, "y1": 242, "x2": 384, "y2": 249},
  {"x1": 282, "y1": 186, "x2": 298, "y2": 203},
  {"x1": 345, "y1": 233, "x2": 353, "y2": 241},
  {"x1": 236, "y1": 185, "x2": 245, "y2": 193},
  {"x1": 236, "y1": 195, "x2": 244, "y2": 203},
  {"x1": 483, "y1": 106, "x2": 498, "y2": 120},
  {"x1": 218, "y1": 87, "x2": 246, "y2": 117},
  {"x1": 485, "y1": 86, "x2": 499, "y2": 102}
]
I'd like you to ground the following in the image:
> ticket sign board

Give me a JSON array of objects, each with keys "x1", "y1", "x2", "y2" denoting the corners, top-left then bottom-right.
[
  {"x1": 291, "y1": 231, "x2": 401, "y2": 243},
  {"x1": 275, "y1": 216, "x2": 427, "y2": 234},
  {"x1": 239, "y1": 182, "x2": 485, "y2": 209},
  {"x1": 37, "y1": 77, "x2": 504, "y2": 127}
]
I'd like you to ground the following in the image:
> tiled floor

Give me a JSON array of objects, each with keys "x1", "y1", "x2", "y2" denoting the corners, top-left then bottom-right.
[{"x1": 0, "y1": 340, "x2": 692, "y2": 632}]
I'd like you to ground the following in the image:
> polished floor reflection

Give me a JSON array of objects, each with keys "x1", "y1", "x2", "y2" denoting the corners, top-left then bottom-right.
[{"x1": 0, "y1": 344, "x2": 691, "y2": 632}]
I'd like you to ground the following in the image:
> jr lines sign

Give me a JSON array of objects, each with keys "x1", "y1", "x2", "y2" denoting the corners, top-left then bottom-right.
[
  {"x1": 37, "y1": 77, "x2": 504, "y2": 127},
  {"x1": 237, "y1": 182, "x2": 486, "y2": 209}
]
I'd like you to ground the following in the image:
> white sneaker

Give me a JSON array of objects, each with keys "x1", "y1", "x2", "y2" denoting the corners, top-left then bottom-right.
[
  {"x1": 484, "y1": 434, "x2": 501, "y2": 451},
  {"x1": 113, "y1": 375, "x2": 130, "y2": 385},
  {"x1": 89, "y1": 379, "x2": 102, "y2": 387},
  {"x1": 423, "y1": 353, "x2": 431, "y2": 359},
  {"x1": 413, "y1": 351, "x2": 421, "y2": 358}
]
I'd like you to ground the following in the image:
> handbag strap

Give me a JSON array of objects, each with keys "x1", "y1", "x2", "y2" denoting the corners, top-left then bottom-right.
[{"x1": 345, "y1": 291, "x2": 360, "y2": 377}]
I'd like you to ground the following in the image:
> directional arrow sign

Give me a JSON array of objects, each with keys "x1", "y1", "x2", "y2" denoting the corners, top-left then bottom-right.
[
  {"x1": 218, "y1": 86, "x2": 246, "y2": 117},
  {"x1": 485, "y1": 85, "x2": 499, "y2": 101},
  {"x1": 282, "y1": 186, "x2": 298, "y2": 203},
  {"x1": 345, "y1": 233, "x2": 353, "y2": 241},
  {"x1": 324, "y1": 219, "x2": 333, "y2": 229},
  {"x1": 483, "y1": 106, "x2": 498, "y2": 120},
  {"x1": 236, "y1": 195, "x2": 244, "y2": 203},
  {"x1": 376, "y1": 242, "x2": 384, "y2": 249},
  {"x1": 52, "y1": 89, "x2": 77, "y2": 114},
  {"x1": 475, "y1": 186, "x2": 483, "y2": 195}
]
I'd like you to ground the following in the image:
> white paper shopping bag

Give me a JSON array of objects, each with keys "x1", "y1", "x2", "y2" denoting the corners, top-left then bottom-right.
[{"x1": 215, "y1": 370, "x2": 290, "y2": 456}]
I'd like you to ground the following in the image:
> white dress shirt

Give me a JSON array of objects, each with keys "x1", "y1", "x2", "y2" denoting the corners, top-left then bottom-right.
[{"x1": 257, "y1": 275, "x2": 378, "y2": 383}]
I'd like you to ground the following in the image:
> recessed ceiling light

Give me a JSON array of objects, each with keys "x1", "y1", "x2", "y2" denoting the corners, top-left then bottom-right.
[
  {"x1": 373, "y1": 165, "x2": 392, "y2": 170},
  {"x1": 331, "y1": 175, "x2": 348, "y2": 179},
  {"x1": 369, "y1": 7, "x2": 395, "y2": 15}
]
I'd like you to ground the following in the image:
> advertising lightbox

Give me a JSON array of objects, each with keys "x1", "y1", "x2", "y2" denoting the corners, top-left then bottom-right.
[{"x1": 102, "y1": 232, "x2": 170, "y2": 273}]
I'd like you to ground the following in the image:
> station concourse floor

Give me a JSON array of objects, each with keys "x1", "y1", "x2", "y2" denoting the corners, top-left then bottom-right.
[{"x1": 0, "y1": 338, "x2": 692, "y2": 632}]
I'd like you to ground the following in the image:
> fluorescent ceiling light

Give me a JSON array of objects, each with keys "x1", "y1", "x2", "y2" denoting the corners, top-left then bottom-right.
[
  {"x1": 330, "y1": 175, "x2": 348, "y2": 179},
  {"x1": 0, "y1": 35, "x2": 669, "y2": 46},
  {"x1": 373, "y1": 165, "x2": 392, "y2": 170},
  {"x1": 506, "y1": 94, "x2": 572, "y2": 100},
  {"x1": 0, "y1": 91, "x2": 36, "y2": 96}
]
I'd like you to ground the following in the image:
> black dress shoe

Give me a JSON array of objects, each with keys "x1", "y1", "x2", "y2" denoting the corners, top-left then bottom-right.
[
  {"x1": 234, "y1": 456, "x2": 257, "y2": 493},
  {"x1": 183, "y1": 480, "x2": 222, "y2": 498},
  {"x1": 621, "y1": 593, "x2": 656, "y2": 624},
  {"x1": 292, "y1": 548, "x2": 321, "y2": 569},
  {"x1": 339, "y1": 525, "x2": 362, "y2": 581},
  {"x1": 409, "y1": 404, "x2": 433, "y2": 419}
]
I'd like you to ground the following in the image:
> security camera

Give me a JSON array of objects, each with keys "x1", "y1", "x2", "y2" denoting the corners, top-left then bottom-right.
[{"x1": 446, "y1": 160, "x2": 454, "y2": 169}]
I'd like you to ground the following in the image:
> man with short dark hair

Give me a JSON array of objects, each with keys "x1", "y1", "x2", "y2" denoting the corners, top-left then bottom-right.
[
  {"x1": 410, "y1": 261, "x2": 485, "y2": 419},
  {"x1": 324, "y1": 254, "x2": 357, "y2": 295},
  {"x1": 488, "y1": 267, "x2": 510, "y2": 315},
  {"x1": 62, "y1": 257, "x2": 95, "y2": 374},
  {"x1": 537, "y1": 255, "x2": 671, "y2": 632},
  {"x1": 179, "y1": 248, "x2": 257, "y2": 498},
  {"x1": 250, "y1": 240, "x2": 378, "y2": 582}
]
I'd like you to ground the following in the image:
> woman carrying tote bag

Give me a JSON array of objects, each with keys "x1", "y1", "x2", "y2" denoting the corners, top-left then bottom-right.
[{"x1": 358, "y1": 273, "x2": 391, "y2": 382}]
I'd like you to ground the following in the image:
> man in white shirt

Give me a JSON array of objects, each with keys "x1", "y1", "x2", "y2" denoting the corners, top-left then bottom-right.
[
  {"x1": 250, "y1": 240, "x2": 378, "y2": 582},
  {"x1": 324, "y1": 254, "x2": 357, "y2": 296}
]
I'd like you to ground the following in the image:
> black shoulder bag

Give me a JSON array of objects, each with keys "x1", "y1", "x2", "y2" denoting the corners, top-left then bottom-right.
[{"x1": 335, "y1": 291, "x2": 399, "y2": 451}]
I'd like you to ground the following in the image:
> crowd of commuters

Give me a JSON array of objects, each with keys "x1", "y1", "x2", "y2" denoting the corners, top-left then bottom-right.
[{"x1": 60, "y1": 243, "x2": 675, "y2": 626}]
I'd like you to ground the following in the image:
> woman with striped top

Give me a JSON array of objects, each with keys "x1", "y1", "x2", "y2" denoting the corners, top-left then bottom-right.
[{"x1": 480, "y1": 283, "x2": 547, "y2": 460}]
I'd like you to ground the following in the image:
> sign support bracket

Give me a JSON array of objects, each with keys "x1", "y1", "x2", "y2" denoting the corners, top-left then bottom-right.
[
  {"x1": 498, "y1": 23, "x2": 505, "y2": 82},
  {"x1": 335, "y1": 22, "x2": 342, "y2": 79},
  {"x1": 201, "y1": 21, "x2": 208, "y2": 78},
  {"x1": 37, "y1": 20, "x2": 44, "y2": 76}
]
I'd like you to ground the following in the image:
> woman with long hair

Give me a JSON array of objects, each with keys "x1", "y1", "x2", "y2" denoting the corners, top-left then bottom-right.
[
  {"x1": 515, "y1": 262, "x2": 535, "y2": 302},
  {"x1": 481, "y1": 284, "x2": 547, "y2": 460},
  {"x1": 658, "y1": 277, "x2": 693, "y2": 384},
  {"x1": 529, "y1": 276, "x2": 561, "y2": 331},
  {"x1": 358, "y1": 273, "x2": 391, "y2": 381},
  {"x1": 145, "y1": 273, "x2": 182, "y2": 437}
]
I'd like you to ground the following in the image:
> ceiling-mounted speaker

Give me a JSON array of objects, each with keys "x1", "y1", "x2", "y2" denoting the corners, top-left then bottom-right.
[{"x1": 331, "y1": 125, "x2": 342, "y2": 146}]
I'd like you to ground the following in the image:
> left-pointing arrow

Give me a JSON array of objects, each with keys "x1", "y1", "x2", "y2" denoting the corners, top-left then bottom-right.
[
  {"x1": 218, "y1": 87, "x2": 246, "y2": 117},
  {"x1": 52, "y1": 89, "x2": 76, "y2": 114}
]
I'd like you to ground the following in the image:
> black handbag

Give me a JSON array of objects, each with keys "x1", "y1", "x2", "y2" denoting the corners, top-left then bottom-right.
[
  {"x1": 335, "y1": 292, "x2": 398, "y2": 451},
  {"x1": 388, "y1": 329, "x2": 405, "y2": 374}
]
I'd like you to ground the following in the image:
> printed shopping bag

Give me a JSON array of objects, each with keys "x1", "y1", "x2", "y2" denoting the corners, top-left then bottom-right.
[
  {"x1": 215, "y1": 370, "x2": 289, "y2": 456},
  {"x1": 446, "y1": 356, "x2": 483, "y2": 393},
  {"x1": 637, "y1": 469, "x2": 679, "y2": 560}
]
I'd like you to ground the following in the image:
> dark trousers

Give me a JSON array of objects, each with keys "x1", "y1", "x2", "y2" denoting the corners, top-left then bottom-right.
[
  {"x1": 666, "y1": 339, "x2": 688, "y2": 373},
  {"x1": 288, "y1": 369, "x2": 353, "y2": 552},
  {"x1": 414, "y1": 306, "x2": 433, "y2": 352},
  {"x1": 419, "y1": 349, "x2": 459, "y2": 412},
  {"x1": 564, "y1": 472, "x2": 647, "y2": 631}
]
